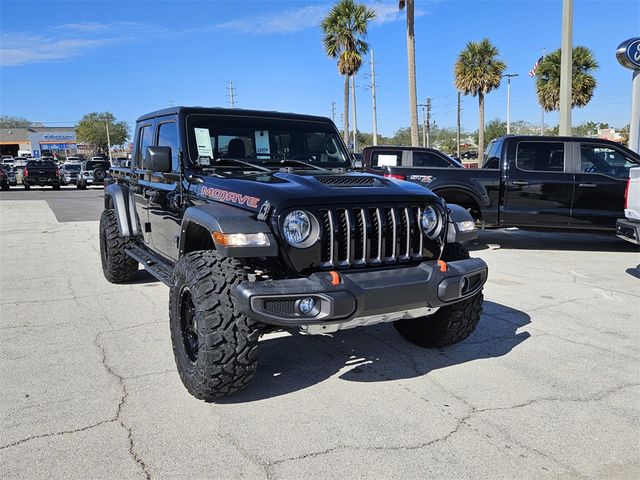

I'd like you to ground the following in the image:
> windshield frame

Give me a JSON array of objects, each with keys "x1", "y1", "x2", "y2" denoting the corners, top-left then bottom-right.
[{"x1": 185, "y1": 113, "x2": 351, "y2": 170}]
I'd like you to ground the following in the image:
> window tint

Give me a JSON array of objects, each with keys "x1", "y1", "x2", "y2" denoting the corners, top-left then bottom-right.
[
  {"x1": 412, "y1": 152, "x2": 450, "y2": 167},
  {"x1": 579, "y1": 145, "x2": 639, "y2": 179},
  {"x1": 157, "y1": 122, "x2": 180, "y2": 170},
  {"x1": 371, "y1": 151, "x2": 401, "y2": 169},
  {"x1": 516, "y1": 142, "x2": 565, "y2": 172},
  {"x1": 136, "y1": 125, "x2": 154, "y2": 168}
]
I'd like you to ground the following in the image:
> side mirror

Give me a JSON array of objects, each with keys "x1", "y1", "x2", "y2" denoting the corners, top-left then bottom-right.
[{"x1": 144, "y1": 146, "x2": 172, "y2": 173}]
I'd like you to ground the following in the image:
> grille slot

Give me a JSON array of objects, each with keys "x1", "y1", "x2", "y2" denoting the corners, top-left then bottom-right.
[
  {"x1": 318, "y1": 205, "x2": 430, "y2": 269},
  {"x1": 262, "y1": 299, "x2": 297, "y2": 317}
]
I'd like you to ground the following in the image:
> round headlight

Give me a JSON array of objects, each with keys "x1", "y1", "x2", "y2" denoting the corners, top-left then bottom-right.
[
  {"x1": 283, "y1": 210, "x2": 312, "y2": 246},
  {"x1": 420, "y1": 206, "x2": 442, "y2": 239}
]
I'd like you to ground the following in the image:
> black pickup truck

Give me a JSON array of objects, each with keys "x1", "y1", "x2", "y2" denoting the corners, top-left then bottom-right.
[
  {"x1": 22, "y1": 160, "x2": 61, "y2": 190},
  {"x1": 363, "y1": 137, "x2": 640, "y2": 231},
  {"x1": 100, "y1": 106, "x2": 488, "y2": 400}
]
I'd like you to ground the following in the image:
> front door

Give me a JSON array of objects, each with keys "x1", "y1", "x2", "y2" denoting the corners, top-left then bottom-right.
[
  {"x1": 147, "y1": 120, "x2": 182, "y2": 260},
  {"x1": 503, "y1": 140, "x2": 574, "y2": 227},
  {"x1": 570, "y1": 142, "x2": 640, "y2": 229}
]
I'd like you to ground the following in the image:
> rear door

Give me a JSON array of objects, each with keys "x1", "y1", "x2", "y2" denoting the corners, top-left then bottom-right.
[
  {"x1": 570, "y1": 142, "x2": 640, "y2": 229},
  {"x1": 131, "y1": 121, "x2": 155, "y2": 245},
  {"x1": 503, "y1": 140, "x2": 574, "y2": 227}
]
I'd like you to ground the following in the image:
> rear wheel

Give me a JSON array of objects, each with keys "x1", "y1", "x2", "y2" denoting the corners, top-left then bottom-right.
[
  {"x1": 24, "y1": 184, "x2": 30, "y2": 190},
  {"x1": 393, "y1": 242, "x2": 484, "y2": 348},
  {"x1": 53, "y1": 184, "x2": 61, "y2": 190},
  {"x1": 99, "y1": 209, "x2": 138, "y2": 283},
  {"x1": 169, "y1": 251, "x2": 260, "y2": 401}
]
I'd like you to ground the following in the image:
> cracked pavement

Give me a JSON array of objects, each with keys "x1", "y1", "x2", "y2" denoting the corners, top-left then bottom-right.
[{"x1": 1, "y1": 190, "x2": 639, "y2": 479}]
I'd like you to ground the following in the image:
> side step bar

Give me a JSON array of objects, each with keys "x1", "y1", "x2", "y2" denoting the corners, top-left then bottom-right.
[{"x1": 125, "y1": 246, "x2": 174, "y2": 286}]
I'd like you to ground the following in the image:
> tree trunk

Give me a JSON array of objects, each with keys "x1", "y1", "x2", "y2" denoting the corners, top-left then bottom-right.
[
  {"x1": 343, "y1": 75, "x2": 350, "y2": 146},
  {"x1": 478, "y1": 92, "x2": 485, "y2": 160},
  {"x1": 406, "y1": 0, "x2": 419, "y2": 147}
]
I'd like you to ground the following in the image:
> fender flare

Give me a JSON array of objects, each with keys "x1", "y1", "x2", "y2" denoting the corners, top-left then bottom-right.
[
  {"x1": 432, "y1": 185, "x2": 487, "y2": 213},
  {"x1": 180, "y1": 203, "x2": 278, "y2": 258},
  {"x1": 446, "y1": 203, "x2": 478, "y2": 244},
  {"x1": 104, "y1": 183, "x2": 139, "y2": 238}
]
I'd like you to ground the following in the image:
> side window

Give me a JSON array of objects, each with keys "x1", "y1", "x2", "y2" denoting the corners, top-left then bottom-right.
[
  {"x1": 412, "y1": 152, "x2": 449, "y2": 168},
  {"x1": 157, "y1": 122, "x2": 179, "y2": 171},
  {"x1": 516, "y1": 142, "x2": 565, "y2": 172},
  {"x1": 484, "y1": 140, "x2": 496, "y2": 163},
  {"x1": 483, "y1": 140, "x2": 502, "y2": 169},
  {"x1": 579, "y1": 145, "x2": 639, "y2": 179},
  {"x1": 136, "y1": 125, "x2": 154, "y2": 168},
  {"x1": 371, "y1": 151, "x2": 401, "y2": 169}
]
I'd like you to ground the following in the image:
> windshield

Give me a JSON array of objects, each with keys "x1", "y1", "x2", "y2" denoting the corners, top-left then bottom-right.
[
  {"x1": 27, "y1": 161, "x2": 56, "y2": 168},
  {"x1": 63, "y1": 164, "x2": 81, "y2": 171},
  {"x1": 186, "y1": 114, "x2": 350, "y2": 169}
]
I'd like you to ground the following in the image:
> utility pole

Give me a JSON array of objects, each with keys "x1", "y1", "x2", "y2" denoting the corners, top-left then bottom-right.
[
  {"x1": 456, "y1": 92, "x2": 461, "y2": 157},
  {"x1": 419, "y1": 103, "x2": 427, "y2": 147},
  {"x1": 331, "y1": 101, "x2": 336, "y2": 124},
  {"x1": 502, "y1": 73, "x2": 519, "y2": 134},
  {"x1": 559, "y1": 0, "x2": 573, "y2": 135},
  {"x1": 370, "y1": 50, "x2": 378, "y2": 146},
  {"x1": 351, "y1": 75, "x2": 358, "y2": 152},
  {"x1": 105, "y1": 122, "x2": 112, "y2": 163},
  {"x1": 228, "y1": 81, "x2": 236, "y2": 108},
  {"x1": 426, "y1": 97, "x2": 431, "y2": 148}
]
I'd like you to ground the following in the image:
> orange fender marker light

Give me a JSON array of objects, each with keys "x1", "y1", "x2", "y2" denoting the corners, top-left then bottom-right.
[
  {"x1": 437, "y1": 260, "x2": 447, "y2": 272},
  {"x1": 329, "y1": 271, "x2": 341, "y2": 285}
]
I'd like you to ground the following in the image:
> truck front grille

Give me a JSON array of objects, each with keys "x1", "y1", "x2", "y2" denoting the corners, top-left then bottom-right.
[{"x1": 318, "y1": 206, "x2": 428, "y2": 268}]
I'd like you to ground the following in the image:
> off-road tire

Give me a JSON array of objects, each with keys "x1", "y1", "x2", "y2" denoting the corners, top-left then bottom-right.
[
  {"x1": 53, "y1": 184, "x2": 61, "y2": 190},
  {"x1": 169, "y1": 251, "x2": 260, "y2": 401},
  {"x1": 24, "y1": 184, "x2": 30, "y2": 190},
  {"x1": 99, "y1": 209, "x2": 138, "y2": 283},
  {"x1": 393, "y1": 242, "x2": 483, "y2": 348},
  {"x1": 1, "y1": 184, "x2": 8, "y2": 191}
]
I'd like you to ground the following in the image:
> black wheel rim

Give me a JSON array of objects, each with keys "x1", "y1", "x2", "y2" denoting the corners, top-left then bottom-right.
[{"x1": 179, "y1": 288, "x2": 199, "y2": 362}]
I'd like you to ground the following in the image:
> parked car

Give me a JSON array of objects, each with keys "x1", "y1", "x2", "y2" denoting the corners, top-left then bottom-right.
[
  {"x1": 0, "y1": 166, "x2": 9, "y2": 190},
  {"x1": 23, "y1": 159, "x2": 61, "y2": 190},
  {"x1": 362, "y1": 136, "x2": 640, "y2": 232},
  {"x1": 1, "y1": 165, "x2": 17, "y2": 186},
  {"x1": 77, "y1": 159, "x2": 111, "y2": 189},
  {"x1": 60, "y1": 163, "x2": 81, "y2": 185},
  {"x1": 1, "y1": 157, "x2": 15, "y2": 167},
  {"x1": 99, "y1": 106, "x2": 486, "y2": 400},
  {"x1": 13, "y1": 159, "x2": 27, "y2": 184},
  {"x1": 361, "y1": 146, "x2": 463, "y2": 182},
  {"x1": 461, "y1": 150, "x2": 478, "y2": 159},
  {"x1": 65, "y1": 156, "x2": 82, "y2": 164},
  {"x1": 616, "y1": 166, "x2": 640, "y2": 245}
]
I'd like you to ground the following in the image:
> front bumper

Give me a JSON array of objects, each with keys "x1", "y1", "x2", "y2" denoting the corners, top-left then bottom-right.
[
  {"x1": 616, "y1": 218, "x2": 640, "y2": 245},
  {"x1": 237, "y1": 258, "x2": 488, "y2": 327}
]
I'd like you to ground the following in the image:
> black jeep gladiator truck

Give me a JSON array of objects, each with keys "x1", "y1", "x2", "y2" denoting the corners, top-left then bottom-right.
[
  {"x1": 100, "y1": 107, "x2": 488, "y2": 400},
  {"x1": 22, "y1": 159, "x2": 61, "y2": 190},
  {"x1": 363, "y1": 137, "x2": 640, "y2": 231}
]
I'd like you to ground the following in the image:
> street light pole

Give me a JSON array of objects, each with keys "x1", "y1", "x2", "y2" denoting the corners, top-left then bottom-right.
[
  {"x1": 105, "y1": 122, "x2": 112, "y2": 163},
  {"x1": 559, "y1": 0, "x2": 573, "y2": 135},
  {"x1": 502, "y1": 73, "x2": 519, "y2": 135}
]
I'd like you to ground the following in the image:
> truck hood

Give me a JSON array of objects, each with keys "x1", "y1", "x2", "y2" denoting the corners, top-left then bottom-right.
[{"x1": 190, "y1": 171, "x2": 442, "y2": 213}]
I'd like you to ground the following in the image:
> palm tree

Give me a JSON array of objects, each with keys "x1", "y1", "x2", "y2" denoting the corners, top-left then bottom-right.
[
  {"x1": 322, "y1": 0, "x2": 376, "y2": 146},
  {"x1": 536, "y1": 46, "x2": 598, "y2": 112},
  {"x1": 454, "y1": 38, "x2": 506, "y2": 158},
  {"x1": 399, "y1": 0, "x2": 419, "y2": 146}
]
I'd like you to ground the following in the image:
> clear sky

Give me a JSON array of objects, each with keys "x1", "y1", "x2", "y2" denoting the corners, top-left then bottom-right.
[{"x1": 1, "y1": 0, "x2": 638, "y2": 137}]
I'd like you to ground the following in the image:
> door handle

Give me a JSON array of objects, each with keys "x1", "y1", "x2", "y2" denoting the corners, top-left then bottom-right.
[
  {"x1": 512, "y1": 180, "x2": 530, "y2": 186},
  {"x1": 578, "y1": 183, "x2": 597, "y2": 188}
]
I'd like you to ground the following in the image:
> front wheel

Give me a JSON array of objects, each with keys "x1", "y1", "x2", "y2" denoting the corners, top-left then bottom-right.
[
  {"x1": 169, "y1": 251, "x2": 260, "y2": 401},
  {"x1": 393, "y1": 242, "x2": 484, "y2": 348}
]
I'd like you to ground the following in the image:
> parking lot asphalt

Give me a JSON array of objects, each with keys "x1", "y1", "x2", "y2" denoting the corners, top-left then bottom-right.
[{"x1": 1, "y1": 191, "x2": 639, "y2": 479}]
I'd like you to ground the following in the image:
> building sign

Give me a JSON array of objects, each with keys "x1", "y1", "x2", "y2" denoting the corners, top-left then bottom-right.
[
  {"x1": 42, "y1": 133, "x2": 75, "y2": 141},
  {"x1": 617, "y1": 37, "x2": 640, "y2": 71}
]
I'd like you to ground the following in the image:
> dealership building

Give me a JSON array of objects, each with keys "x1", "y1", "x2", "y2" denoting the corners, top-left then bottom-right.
[{"x1": 0, "y1": 127, "x2": 77, "y2": 158}]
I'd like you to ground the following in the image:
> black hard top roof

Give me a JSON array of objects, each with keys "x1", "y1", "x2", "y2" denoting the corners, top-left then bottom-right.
[{"x1": 136, "y1": 106, "x2": 334, "y2": 124}]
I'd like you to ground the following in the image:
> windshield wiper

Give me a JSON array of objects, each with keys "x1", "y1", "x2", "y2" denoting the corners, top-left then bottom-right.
[
  {"x1": 208, "y1": 158, "x2": 273, "y2": 173},
  {"x1": 264, "y1": 159, "x2": 329, "y2": 171}
]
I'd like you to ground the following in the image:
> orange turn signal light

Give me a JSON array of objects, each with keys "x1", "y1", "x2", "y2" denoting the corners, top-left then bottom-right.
[
  {"x1": 329, "y1": 271, "x2": 340, "y2": 285},
  {"x1": 437, "y1": 260, "x2": 447, "y2": 272}
]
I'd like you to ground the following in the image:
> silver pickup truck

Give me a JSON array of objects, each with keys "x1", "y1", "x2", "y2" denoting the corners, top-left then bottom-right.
[{"x1": 616, "y1": 166, "x2": 640, "y2": 244}]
